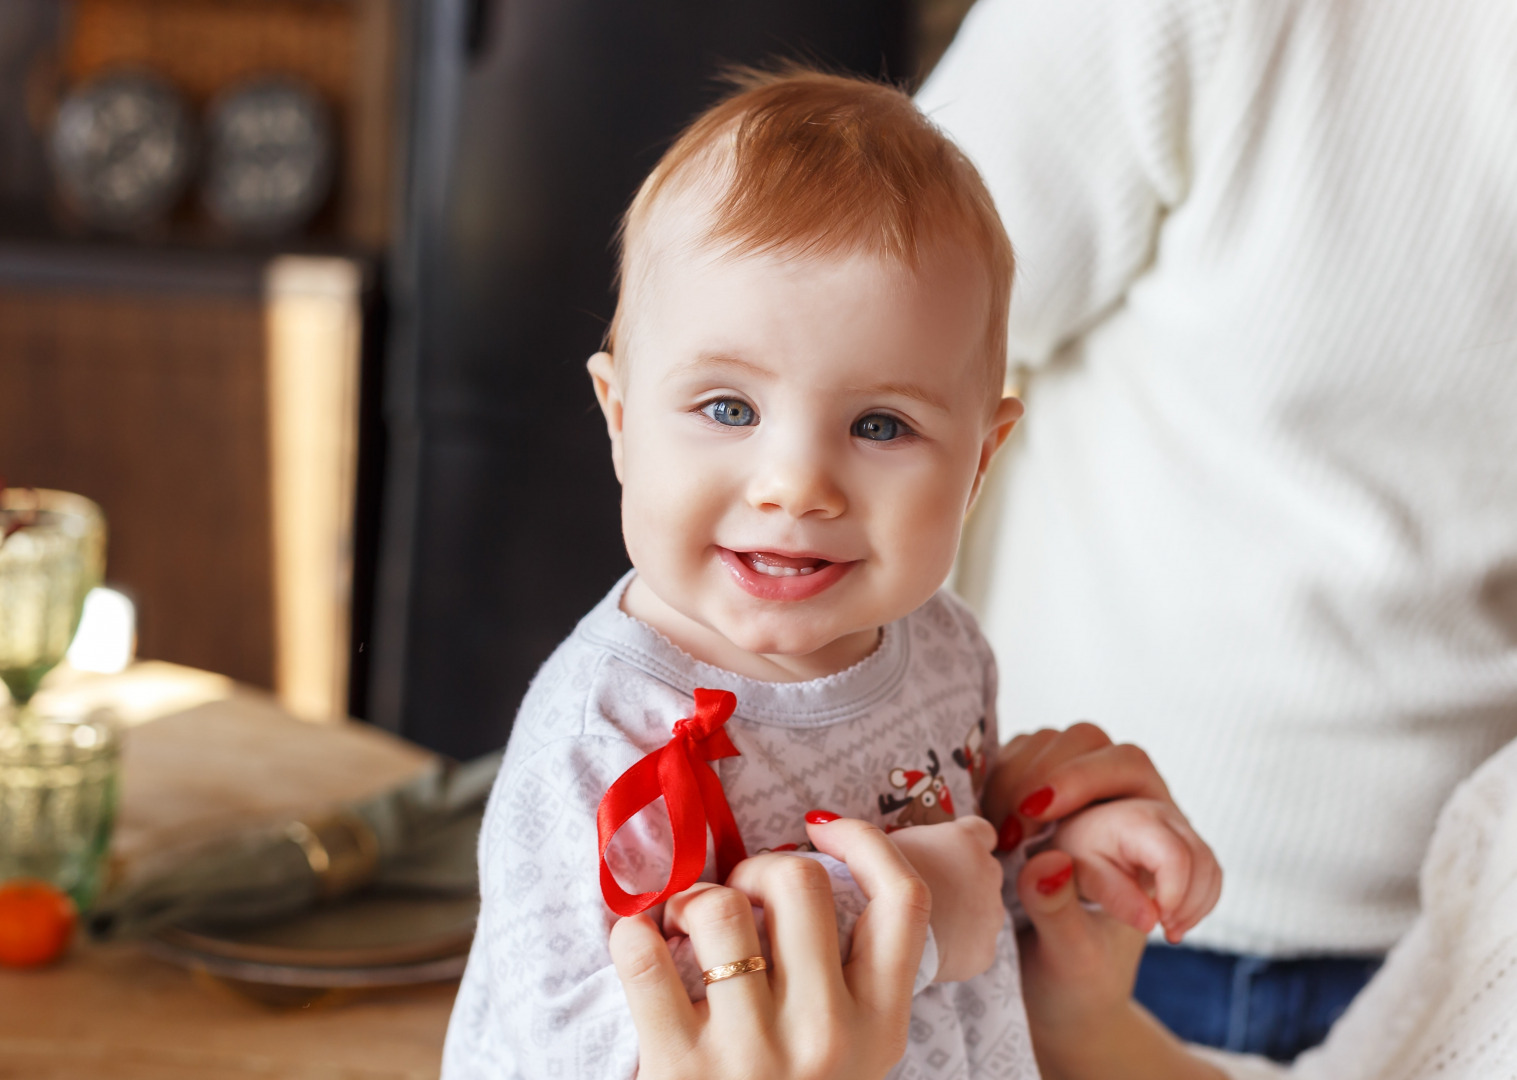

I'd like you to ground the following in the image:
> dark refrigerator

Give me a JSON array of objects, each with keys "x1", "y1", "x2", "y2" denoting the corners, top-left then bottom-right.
[{"x1": 366, "y1": 0, "x2": 913, "y2": 758}]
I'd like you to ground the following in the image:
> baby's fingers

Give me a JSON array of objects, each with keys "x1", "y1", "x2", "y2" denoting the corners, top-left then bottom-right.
[
  {"x1": 1160, "y1": 826, "x2": 1222, "y2": 941},
  {"x1": 1073, "y1": 856, "x2": 1159, "y2": 935},
  {"x1": 1117, "y1": 811, "x2": 1221, "y2": 942}
]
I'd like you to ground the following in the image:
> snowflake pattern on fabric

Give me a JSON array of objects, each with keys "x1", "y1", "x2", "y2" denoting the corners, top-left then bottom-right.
[{"x1": 441, "y1": 574, "x2": 1040, "y2": 1080}]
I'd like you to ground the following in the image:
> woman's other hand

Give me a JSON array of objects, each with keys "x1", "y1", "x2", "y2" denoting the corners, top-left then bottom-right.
[
  {"x1": 1017, "y1": 850, "x2": 1228, "y2": 1080},
  {"x1": 985, "y1": 723, "x2": 1221, "y2": 940},
  {"x1": 609, "y1": 816, "x2": 930, "y2": 1080},
  {"x1": 983, "y1": 722, "x2": 1173, "y2": 847}
]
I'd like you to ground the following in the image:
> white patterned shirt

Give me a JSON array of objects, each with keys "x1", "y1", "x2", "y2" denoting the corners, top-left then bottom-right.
[{"x1": 442, "y1": 574, "x2": 1039, "y2": 1080}]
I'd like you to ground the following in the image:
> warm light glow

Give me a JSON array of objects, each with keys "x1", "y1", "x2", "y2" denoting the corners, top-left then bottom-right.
[
  {"x1": 266, "y1": 256, "x2": 362, "y2": 721},
  {"x1": 66, "y1": 587, "x2": 136, "y2": 674},
  {"x1": 34, "y1": 660, "x2": 234, "y2": 727}
]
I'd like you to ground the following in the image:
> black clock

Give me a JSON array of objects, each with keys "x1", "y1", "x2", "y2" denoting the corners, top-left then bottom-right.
[
  {"x1": 202, "y1": 78, "x2": 335, "y2": 236},
  {"x1": 49, "y1": 72, "x2": 196, "y2": 231}
]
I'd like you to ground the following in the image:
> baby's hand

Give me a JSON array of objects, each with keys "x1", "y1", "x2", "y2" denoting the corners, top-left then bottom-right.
[
  {"x1": 887, "y1": 816, "x2": 1003, "y2": 983},
  {"x1": 982, "y1": 723, "x2": 1221, "y2": 941},
  {"x1": 1053, "y1": 797, "x2": 1220, "y2": 943}
]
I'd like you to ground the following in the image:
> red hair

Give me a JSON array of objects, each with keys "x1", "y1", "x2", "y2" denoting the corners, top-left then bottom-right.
[{"x1": 607, "y1": 67, "x2": 1015, "y2": 395}]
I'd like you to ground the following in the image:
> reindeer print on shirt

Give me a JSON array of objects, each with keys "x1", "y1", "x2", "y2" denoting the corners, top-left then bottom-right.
[
  {"x1": 879, "y1": 748, "x2": 956, "y2": 831},
  {"x1": 953, "y1": 716, "x2": 989, "y2": 796}
]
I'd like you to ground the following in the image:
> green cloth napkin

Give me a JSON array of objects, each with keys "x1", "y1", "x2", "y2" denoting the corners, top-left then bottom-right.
[{"x1": 88, "y1": 751, "x2": 501, "y2": 941}]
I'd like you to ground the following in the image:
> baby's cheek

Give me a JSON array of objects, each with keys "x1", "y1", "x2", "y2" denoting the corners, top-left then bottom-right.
[
  {"x1": 890, "y1": 507, "x2": 962, "y2": 593},
  {"x1": 620, "y1": 463, "x2": 714, "y2": 564}
]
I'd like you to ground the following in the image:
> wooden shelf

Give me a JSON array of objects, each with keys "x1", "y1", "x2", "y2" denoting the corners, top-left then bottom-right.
[
  {"x1": 0, "y1": 243, "x2": 372, "y2": 718},
  {"x1": 0, "y1": 0, "x2": 398, "y2": 253},
  {"x1": 0, "y1": 237, "x2": 372, "y2": 294}
]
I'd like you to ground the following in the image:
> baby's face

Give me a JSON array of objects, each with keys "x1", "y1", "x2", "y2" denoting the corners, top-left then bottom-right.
[{"x1": 590, "y1": 239, "x2": 1020, "y2": 679}]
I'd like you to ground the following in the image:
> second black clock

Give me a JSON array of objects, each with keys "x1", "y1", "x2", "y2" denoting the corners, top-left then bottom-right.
[{"x1": 203, "y1": 78, "x2": 335, "y2": 237}]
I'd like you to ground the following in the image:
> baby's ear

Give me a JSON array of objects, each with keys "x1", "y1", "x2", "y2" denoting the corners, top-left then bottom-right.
[
  {"x1": 967, "y1": 395, "x2": 1023, "y2": 509},
  {"x1": 586, "y1": 351, "x2": 626, "y2": 482}
]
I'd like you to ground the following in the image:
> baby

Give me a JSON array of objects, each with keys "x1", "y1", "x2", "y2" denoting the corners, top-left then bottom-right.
[{"x1": 442, "y1": 69, "x2": 1216, "y2": 1080}]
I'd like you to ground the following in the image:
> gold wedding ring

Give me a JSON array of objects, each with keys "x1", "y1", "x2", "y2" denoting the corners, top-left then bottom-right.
[{"x1": 702, "y1": 956, "x2": 769, "y2": 985}]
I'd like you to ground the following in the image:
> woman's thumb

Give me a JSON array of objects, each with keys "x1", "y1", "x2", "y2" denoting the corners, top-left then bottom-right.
[{"x1": 1016, "y1": 851, "x2": 1102, "y2": 969}]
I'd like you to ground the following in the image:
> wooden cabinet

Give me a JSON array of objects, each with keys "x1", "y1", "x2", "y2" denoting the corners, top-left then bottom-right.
[
  {"x1": 0, "y1": 246, "x2": 366, "y2": 720},
  {"x1": 0, "y1": 248, "x2": 274, "y2": 687},
  {"x1": 0, "y1": 0, "x2": 396, "y2": 718}
]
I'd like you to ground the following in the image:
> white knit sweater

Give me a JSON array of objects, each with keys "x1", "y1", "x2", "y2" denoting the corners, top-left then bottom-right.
[
  {"x1": 921, "y1": 0, "x2": 1517, "y2": 955},
  {"x1": 1202, "y1": 736, "x2": 1517, "y2": 1078}
]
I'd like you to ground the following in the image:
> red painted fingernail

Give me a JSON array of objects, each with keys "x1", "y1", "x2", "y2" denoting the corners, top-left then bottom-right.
[
  {"x1": 1036, "y1": 864, "x2": 1073, "y2": 895},
  {"x1": 805, "y1": 809, "x2": 841, "y2": 825},
  {"x1": 1019, "y1": 787, "x2": 1055, "y2": 817},
  {"x1": 996, "y1": 816, "x2": 1024, "y2": 852}
]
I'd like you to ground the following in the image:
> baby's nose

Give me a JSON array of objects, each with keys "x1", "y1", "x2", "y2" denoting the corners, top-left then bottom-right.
[{"x1": 745, "y1": 454, "x2": 847, "y2": 519}]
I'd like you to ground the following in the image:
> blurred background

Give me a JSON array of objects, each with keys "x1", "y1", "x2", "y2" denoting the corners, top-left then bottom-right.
[{"x1": 0, "y1": 0, "x2": 976, "y2": 761}]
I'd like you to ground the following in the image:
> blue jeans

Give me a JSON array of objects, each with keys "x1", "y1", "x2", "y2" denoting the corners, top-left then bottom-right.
[{"x1": 1134, "y1": 942, "x2": 1383, "y2": 1062}]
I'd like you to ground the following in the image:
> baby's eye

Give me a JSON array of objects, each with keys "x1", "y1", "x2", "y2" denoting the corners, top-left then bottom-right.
[
  {"x1": 702, "y1": 399, "x2": 758, "y2": 427},
  {"x1": 852, "y1": 413, "x2": 910, "y2": 441}
]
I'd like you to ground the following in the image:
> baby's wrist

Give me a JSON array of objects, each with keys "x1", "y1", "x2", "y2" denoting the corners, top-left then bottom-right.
[{"x1": 914, "y1": 925, "x2": 941, "y2": 993}]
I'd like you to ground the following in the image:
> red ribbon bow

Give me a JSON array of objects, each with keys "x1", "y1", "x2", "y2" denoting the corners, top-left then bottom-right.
[{"x1": 597, "y1": 688, "x2": 748, "y2": 916}]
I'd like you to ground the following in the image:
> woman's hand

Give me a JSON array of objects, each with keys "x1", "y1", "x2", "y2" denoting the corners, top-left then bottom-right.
[
  {"x1": 1016, "y1": 850, "x2": 1228, "y2": 1080},
  {"x1": 985, "y1": 723, "x2": 1221, "y2": 941},
  {"x1": 983, "y1": 723, "x2": 1174, "y2": 849},
  {"x1": 609, "y1": 816, "x2": 931, "y2": 1080}
]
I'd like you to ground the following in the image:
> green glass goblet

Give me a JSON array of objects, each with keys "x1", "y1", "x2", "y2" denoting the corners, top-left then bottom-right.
[
  {"x1": 0, "y1": 489, "x2": 106, "y2": 707},
  {"x1": 0, "y1": 489, "x2": 119, "y2": 910}
]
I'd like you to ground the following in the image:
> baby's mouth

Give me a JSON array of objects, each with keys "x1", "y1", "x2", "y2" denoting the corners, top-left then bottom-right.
[
  {"x1": 718, "y1": 547, "x2": 855, "y2": 600},
  {"x1": 738, "y1": 551, "x2": 831, "y2": 578}
]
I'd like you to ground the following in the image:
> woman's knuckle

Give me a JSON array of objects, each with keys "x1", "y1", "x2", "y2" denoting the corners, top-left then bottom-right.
[
  {"x1": 687, "y1": 885, "x2": 752, "y2": 932},
  {"x1": 619, "y1": 942, "x2": 665, "y2": 985},
  {"x1": 790, "y1": 1004, "x2": 851, "y2": 1073},
  {"x1": 798, "y1": 1033, "x2": 848, "y2": 1080},
  {"x1": 774, "y1": 854, "x2": 831, "y2": 895},
  {"x1": 666, "y1": 1040, "x2": 721, "y2": 1080}
]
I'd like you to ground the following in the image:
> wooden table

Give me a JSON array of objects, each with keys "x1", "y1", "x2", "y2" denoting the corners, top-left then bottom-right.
[
  {"x1": 0, "y1": 664, "x2": 462, "y2": 1079},
  {"x1": 0, "y1": 945, "x2": 457, "y2": 1080}
]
